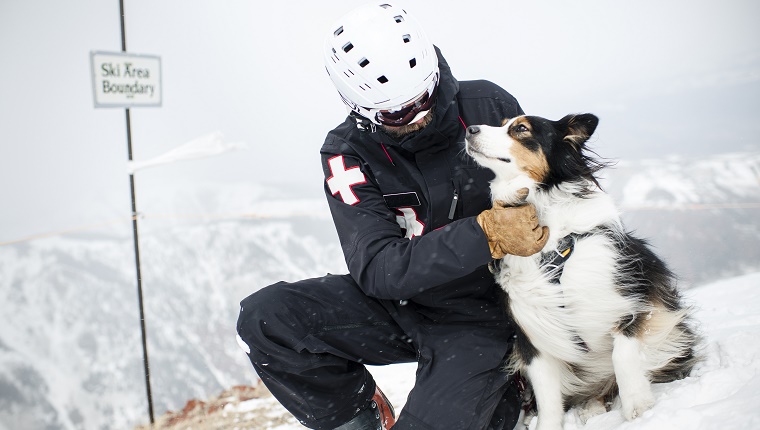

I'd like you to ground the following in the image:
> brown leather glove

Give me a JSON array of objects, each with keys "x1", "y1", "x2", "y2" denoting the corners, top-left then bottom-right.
[{"x1": 476, "y1": 191, "x2": 550, "y2": 259}]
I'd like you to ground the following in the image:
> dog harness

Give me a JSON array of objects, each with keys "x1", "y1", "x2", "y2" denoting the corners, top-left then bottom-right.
[
  {"x1": 540, "y1": 233, "x2": 587, "y2": 284},
  {"x1": 488, "y1": 232, "x2": 587, "y2": 282}
]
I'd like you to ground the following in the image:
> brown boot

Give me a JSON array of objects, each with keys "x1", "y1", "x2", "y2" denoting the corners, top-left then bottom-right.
[
  {"x1": 334, "y1": 386, "x2": 396, "y2": 430},
  {"x1": 372, "y1": 386, "x2": 396, "y2": 429}
]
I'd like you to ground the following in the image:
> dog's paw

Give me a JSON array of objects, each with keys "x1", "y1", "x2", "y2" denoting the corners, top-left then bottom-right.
[
  {"x1": 621, "y1": 390, "x2": 655, "y2": 420},
  {"x1": 578, "y1": 398, "x2": 607, "y2": 424},
  {"x1": 534, "y1": 412, "x2": 564, "y2": 430},
  {"x1": 534, "y1": 418, "x2": 563, "y2": 430}
]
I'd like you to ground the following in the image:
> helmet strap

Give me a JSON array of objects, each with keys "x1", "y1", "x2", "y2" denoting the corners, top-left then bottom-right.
[{"x1": 350, "y1": 112, "x2": 377, "y2": 132}]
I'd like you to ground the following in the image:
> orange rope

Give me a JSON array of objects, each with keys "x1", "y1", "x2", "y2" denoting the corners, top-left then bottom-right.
[
  {"x1": 0, "y1": 216, "x2": 137, "y2": 246},
  {"x1": 1, "y1": 204, "x2": 757, "y2": 246},
  {"x1": 621, "y1": 202, "x2": 760, "y2": 211},
  {"x1": 0, "y1": 211, "x2": 327, "y2": 246}
]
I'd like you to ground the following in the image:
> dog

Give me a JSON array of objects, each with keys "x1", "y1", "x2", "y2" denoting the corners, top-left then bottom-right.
[{"x1": 464, "y1": 113, "x2": 700, "y2": 430}]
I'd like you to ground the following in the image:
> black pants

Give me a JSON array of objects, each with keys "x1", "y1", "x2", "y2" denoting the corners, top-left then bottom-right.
[{"x1": 236, "y1": 274, "x2": 520, "y2": 430}]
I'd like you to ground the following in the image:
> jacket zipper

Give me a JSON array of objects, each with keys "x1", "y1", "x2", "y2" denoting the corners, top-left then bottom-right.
[{"x1": 448, "y1": 180, "x2": 459, "y2": 220}]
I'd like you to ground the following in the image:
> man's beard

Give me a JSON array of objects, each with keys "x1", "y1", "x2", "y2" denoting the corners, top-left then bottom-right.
[{"x1": 380, "y1": 110, "x2": 434, "y2": 138}]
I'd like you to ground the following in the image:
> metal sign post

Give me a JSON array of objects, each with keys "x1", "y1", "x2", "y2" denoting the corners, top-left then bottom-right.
[
  {"x1": 125, "y1": 107, "x2": 154, "y2": 425},
  {"x1": 89, "y1": 1, "x2": 163, "y2": 424}
]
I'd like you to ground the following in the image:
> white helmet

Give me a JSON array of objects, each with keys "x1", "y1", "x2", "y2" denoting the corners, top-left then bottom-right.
[{"x1": 324, "y1": 2, "x2": 439, "y2": 125}]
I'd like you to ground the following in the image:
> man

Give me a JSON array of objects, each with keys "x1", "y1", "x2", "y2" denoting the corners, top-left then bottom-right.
[{"x1": 236, "y1": 3, "x2": 548, "y2": 429}]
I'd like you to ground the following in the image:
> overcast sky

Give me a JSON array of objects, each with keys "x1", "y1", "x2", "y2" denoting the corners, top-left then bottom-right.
[{"x1": 1, "y1": 0, "x2": 758, "y2": 243}]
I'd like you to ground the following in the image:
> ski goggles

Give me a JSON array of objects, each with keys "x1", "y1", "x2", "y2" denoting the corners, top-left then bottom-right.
[{"x1": 372, "y1": 76, "x2": 438, "y2": 127}]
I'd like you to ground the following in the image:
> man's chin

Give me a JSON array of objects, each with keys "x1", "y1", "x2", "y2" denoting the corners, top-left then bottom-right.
[{"x1": 380, "y1": 110, "x2": 434, "y2": 138}]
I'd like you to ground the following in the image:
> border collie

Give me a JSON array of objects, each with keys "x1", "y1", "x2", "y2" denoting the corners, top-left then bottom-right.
[{"x1": 464, "y1": 114, "x2": 700, "y2": 430}]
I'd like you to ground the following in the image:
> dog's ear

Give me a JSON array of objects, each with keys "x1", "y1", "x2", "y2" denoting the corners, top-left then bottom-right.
[{"x1": 556, "y1": 114, "x2": 599, "y2": 149}]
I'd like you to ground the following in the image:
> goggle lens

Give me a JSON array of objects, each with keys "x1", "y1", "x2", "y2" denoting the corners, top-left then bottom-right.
[{"x1": 375, "y1": 84, "x2": 437, "y2": 127}]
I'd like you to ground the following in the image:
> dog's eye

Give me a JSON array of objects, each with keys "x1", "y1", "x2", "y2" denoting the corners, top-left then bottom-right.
[{"x1": 514, "y1": 124, "x2": 529, "y2": 133}]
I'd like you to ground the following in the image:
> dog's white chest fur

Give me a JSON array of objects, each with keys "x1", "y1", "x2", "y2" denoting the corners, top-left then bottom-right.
[
  {"x1": 496, "y1": 184, "x2": 630, "y2": 367},
  {"x1": 490, "y1": 181, "x2": 696, "y2": 429}
]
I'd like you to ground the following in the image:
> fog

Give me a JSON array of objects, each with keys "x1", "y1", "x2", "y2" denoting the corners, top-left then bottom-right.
[{"x1": 1, "y1": 0, "x2": 758, "y2": 243}]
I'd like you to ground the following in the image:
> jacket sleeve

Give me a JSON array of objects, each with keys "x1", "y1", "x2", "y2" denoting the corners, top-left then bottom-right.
[{"x1": 322, "y1": 152, "x2": 493, "y2": 300}]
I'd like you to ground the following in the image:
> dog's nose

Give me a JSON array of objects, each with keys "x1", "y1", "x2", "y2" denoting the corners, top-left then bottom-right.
[{"x1": 467, "y1": 126, "x2": 480, "y2": 135}]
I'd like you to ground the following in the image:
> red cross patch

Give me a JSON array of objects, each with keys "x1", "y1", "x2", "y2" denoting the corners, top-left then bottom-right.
[{"x1": 326, "y1": 155, "x2": 366, "y2": 205}]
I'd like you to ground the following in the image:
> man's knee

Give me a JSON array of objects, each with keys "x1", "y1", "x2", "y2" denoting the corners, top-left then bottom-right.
[
  {"x1": 236, "y1": 281, "x2": 307, "y2": 356},
  {"x1": 238, "y1": 281, "x2": 288, "y2": 320}
]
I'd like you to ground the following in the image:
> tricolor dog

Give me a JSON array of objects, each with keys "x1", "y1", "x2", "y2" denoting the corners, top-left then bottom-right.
[{"x1": 465, "y1": 114, "x2": 700, "y2": 429}]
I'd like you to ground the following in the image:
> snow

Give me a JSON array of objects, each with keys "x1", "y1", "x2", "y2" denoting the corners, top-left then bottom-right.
[
  {"x1": 554, "y1": 273, "x2": 760, "y2": 430},
  {"x1": 251, "y1": 272, "x2": 760, "y2": 429}
]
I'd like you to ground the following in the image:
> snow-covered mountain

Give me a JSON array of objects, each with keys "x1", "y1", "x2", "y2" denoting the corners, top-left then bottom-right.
[
  {"x1": 0, "y1": 152, "x2": 758, "y2": 429},
  {"x1": 602, "y1": 151, "x2": 760, "y2": 285},
  {"x1": 0, "y1": 205, "x2": 345, "y2": 430}
]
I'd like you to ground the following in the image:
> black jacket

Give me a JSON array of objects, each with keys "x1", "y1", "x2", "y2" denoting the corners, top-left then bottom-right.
[{"x1": 320, "y1": 47, "x2": 524, "y2": 324}]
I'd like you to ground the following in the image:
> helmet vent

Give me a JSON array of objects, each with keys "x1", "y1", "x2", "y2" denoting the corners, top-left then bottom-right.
[
  {"x1": 377, "y1": 75, "x2": 389, "y2": 84},
  {"x1": 334, "y1": 26, "x2": 344, "y2": 37},
  {"x1": 409, "y1": 58, "x2": 416, "y2": 68},
  {"x1": 402, "y1": 34, "x2": 411, "y2": 43},
  {"x1": 342, "y1": 42, "x2": 354, "y2": 53},
  {"x1": 394, "y1": 15, "x2": 404, "y2": 23},
  {"x1": 380, "y1": 4, "x2": 392, "y2": 8},
  {"x1": 359, "y1": 58, "x2": 370, "y2": 68}
]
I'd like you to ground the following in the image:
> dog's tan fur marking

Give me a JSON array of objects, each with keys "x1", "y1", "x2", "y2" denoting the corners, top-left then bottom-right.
[
  {"x1": 511, "y1": 143, "x2": 549, "y2": 182},
  {"x1": 508, "y1": 118, "x2": 549, "y2": 182}
]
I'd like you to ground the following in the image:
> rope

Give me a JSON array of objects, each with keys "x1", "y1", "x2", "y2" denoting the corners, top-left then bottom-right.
[
  {"x1": 2, "y1": 203, "x2": 758, "y2": 246},
  {"x1": 0, "y1": 216, "x2": 137, "y2": 246},
  {"x1": 621, "y1": 202, "x2": 760, "y2": 211},
  {"x1": 0, "y1": 211, "x2": 328, "y2": 246}
]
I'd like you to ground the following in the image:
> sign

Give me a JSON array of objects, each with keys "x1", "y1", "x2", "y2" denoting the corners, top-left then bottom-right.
[{"x1": 90, "y1": 51, "x2": 162, "y2": 108}]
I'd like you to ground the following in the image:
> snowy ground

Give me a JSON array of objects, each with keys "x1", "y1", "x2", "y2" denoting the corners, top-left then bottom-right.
[
  {"x1": 553, "y1": 272, "x2": 760, "y2": 429},
  {"x1": 211, "y1": 273, "x2": 760, "y2": 429}
]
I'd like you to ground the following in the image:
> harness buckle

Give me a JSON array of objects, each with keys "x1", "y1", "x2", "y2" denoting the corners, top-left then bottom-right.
[{"x1": 542, "y1": 234, "x2": 577, "y2": 284}]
